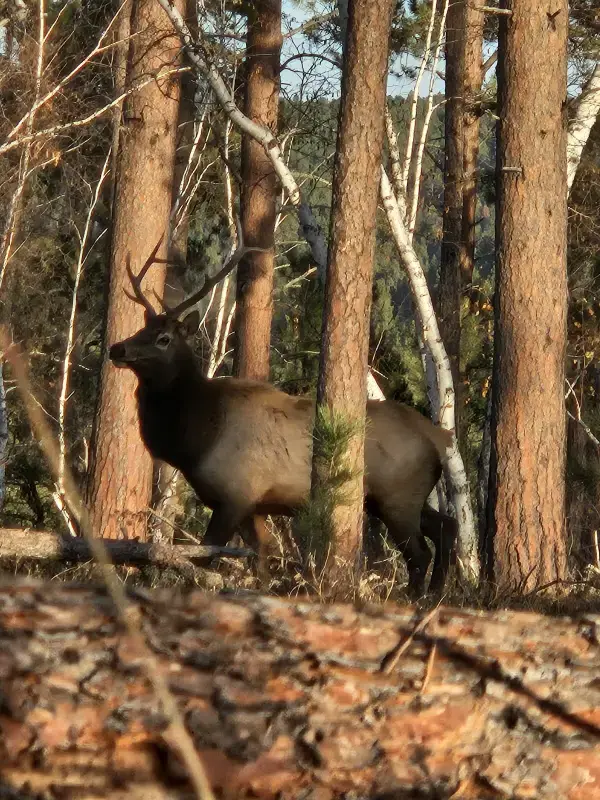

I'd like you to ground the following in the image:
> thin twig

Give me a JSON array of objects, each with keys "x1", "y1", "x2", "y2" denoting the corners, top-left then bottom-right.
[
  {"x1": 408, "y1": 0, "x2": 449, "y2": 240},
  {"x1": 401, "y1": 0, "x2": 439, "y2": 195},
  {"x1": 420, "y1": 642, "x2": 437, "y2": 694},
  {"x1": 380, "y1": 607, "x2": 439, "y2": 675},
  {"x1": 56, "y1": 152, "x2": 111, "y2": 516},
  {"x1": 0, "y1": 0, "x2": 46, "y2": 291},
  {"x1": 0, "y1": 67, "x2": 191, "y2": 158}
]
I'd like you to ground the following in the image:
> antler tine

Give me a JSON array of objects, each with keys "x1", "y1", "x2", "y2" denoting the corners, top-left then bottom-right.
[
  {"x1": 164, "y1": 224, "x2": 268, "y2": 320},
  {"x1": 123, "y1": 235, "x2": 169, "y2": 317}
]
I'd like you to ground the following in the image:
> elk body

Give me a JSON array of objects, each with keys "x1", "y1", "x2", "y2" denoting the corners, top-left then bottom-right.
[{"x1": 109, "y1": 241, "x2": 456, "y2": 595}]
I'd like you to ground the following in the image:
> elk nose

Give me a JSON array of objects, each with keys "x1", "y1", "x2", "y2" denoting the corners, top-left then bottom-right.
[{"x1": 109, "y1": 342, "x2": 126, "y2": 361}]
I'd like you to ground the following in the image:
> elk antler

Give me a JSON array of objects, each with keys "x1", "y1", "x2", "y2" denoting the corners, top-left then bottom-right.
[
  {"x1": 124, "y1": 234, "x2": 170, "y2": 317},
  {"x1": 161, "y1": 219, "x2": 269, "y2": 319}
]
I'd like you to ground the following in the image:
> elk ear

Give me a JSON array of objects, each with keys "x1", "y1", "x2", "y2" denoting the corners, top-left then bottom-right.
[{"x1": 179, "y1": 309, "x2": 200, "y2": 339}]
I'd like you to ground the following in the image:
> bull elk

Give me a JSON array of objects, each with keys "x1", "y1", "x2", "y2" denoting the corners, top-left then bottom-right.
[{"x1": 109, "y1": 237, "x2": 456, "y2": 595}]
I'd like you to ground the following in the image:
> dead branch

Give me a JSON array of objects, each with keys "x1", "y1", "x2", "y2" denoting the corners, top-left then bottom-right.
[{"x1": 0, "y1": 528, "x2": 252, "y2": 571}]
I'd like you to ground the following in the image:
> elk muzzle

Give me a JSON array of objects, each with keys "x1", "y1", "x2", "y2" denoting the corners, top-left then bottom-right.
[{"x1": 109, "y1": 341, "x2": 130, "y2": 367}]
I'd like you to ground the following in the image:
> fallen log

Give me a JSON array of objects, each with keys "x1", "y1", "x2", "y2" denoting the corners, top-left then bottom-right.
[
  {"x1": 0, "y1": 528, "x2": 252, "y2": 577},
  {"x1": 0, "y1": 581, "x2": 599, "y2": 799}
]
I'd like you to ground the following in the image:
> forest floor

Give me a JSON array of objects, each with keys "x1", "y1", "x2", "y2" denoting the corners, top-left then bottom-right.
[{"x1": 3, "y1": 525, "x2": 600, "y2": 618}]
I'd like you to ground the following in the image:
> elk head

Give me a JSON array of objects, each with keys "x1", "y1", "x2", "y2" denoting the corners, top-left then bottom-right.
[{"x1": 109, "y1": 226, "x2": 264, "y2": 386}]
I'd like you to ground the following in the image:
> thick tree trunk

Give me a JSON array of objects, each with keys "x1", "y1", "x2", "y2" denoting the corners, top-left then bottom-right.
[
  {"x1": 234, "y1": 0, "x2": 282, "y2": 382},
  {"x1": 439, "y1": 0, "x2": 485, "y2": 436},
  {"x1": 460, "y1": 0, "x2": 485, "y2": 296},
  {"x1": 87, "y1": 0, "x2": 183, "y2": 541},
  {"x1": 152, "y1": 26, "x2": 199, "y2": 544},
  {"x1": 1, "y1": 582, "x2": 599, "y2": 799},
  {"x1": 486, "y1": 0, "x2": 568, "y2": 591},
  {"x1": 313, "y1": 0, "x2": 394, "y2": 573},
  {"x1": 439, "y1": 0, "x2": 465, "y2": 404}
]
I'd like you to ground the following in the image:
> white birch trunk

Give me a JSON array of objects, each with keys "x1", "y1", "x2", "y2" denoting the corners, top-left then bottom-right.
[
  {"x1": 567, "y1": 62, "x2": 600, "y2": 193},
  {"x1": 366, "y1": 371, "x2": 385, "y2": 401},
  {"x1": 381, "y1": 167, "x2": 479, "y2": 586}
]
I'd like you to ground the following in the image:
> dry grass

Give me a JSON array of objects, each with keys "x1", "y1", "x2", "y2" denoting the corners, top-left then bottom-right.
[{"x1": 7, "y1": 519, "x2": 599, "y2": 619}]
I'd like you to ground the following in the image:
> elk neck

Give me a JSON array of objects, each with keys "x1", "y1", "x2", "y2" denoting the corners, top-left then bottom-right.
[{"x1": 134, "y1": 348, "x2": 223, "y2": 473}]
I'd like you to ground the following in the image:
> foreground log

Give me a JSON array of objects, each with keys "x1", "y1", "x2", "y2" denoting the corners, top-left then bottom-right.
[
  {"x1": 0, "y1": 528, "x2": 252, "y2": 577},
  {"x1": 0, "y1": 582, "x2": 599, "y2": 799}
]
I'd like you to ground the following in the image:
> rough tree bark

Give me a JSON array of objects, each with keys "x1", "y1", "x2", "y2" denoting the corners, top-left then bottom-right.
[
  {"x1": 438, "y1": 0, "x2": 465, "y2": 403},
  {"x1": 87, "y1": 0, "x2": 183, "y2": 541},
  {"x1": 439, "y1": 0, "x2": 485, "y2": 435},
  {"x1": 486, "y1": 0, "x2": 568, "y2": 591},
  {"x1": 152, "y1": 19, "x2": 199, "y2": 544},
  {"x1": 234, "y1": 0, "x2": 282, "y2": 382},
  {"x1": 312, "y1": 0, "x2": 394, "y2": 572},
  {"x1": 1, "y1": 583, "x2": 599, "y2": 799},
  {"x1": 460, "y1": 0, "x2": 485, "y2": 297}
]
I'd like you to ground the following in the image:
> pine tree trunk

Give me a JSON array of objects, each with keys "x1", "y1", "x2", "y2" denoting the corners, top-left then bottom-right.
[
  {"x1": 486, "y1": 0, "x2": 568, "y2": 591},
  {"x1": 151, "y1": 28, "x2": 198, "y2": 544},
  {"x1": 439, "y1": 0, "x2": 465, "y2": 411},
  {"x1": 234, "y1": 0, "x2": 282, "y2": 382},
  {"x1": 87, "y1": 0, "x2": 183, "y2": 541},
  {"x1": 439, "y1": 0, "x2": 485, "y2": 438},
  {"x1": 460, "y1": 0, "x2": 485, "y2": 297},
  {"x1": 2, "y1": 582, "x2": 600, "y2": 799},
  {"x1": 313, "y1": 0, "x2": 394, "y2": 574}
]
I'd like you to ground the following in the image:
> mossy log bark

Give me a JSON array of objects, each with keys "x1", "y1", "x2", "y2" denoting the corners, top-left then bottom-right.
[{"x1": 0, "y1": 582, "x2": 599, "y2": 799}]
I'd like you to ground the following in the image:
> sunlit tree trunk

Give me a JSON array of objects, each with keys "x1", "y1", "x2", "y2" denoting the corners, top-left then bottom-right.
[
  {"x1": 486, "y1": 0, "x2": 568, "y2": 591},
  {"x1": 312, "y1": 0, "x2": 394, "y2": 578},
  {"x1": 439, "y1": 0, "x2": 484, "y2": 437},
  {"x1": 460, "y1": 0, "x2": 485, "y2": 298},
  {"x1": 234, "y1": 0, "x2": 282, "y2": 381},
  {"x1": 87, "y1": 0, "x2": 183, "y2": 540}
]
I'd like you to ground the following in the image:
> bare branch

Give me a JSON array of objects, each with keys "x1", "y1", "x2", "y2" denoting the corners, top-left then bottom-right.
[
  {"x1": 0, "y1": 0, "x2": 47, "y2": 290},
  {"x1": 408, "y1": 0, "x2": 449, "y2": 240},
  {"x1": 0, "y1": 67, "x2": 191, "y2": 158},
  {"x1": 207, "y1": 119, "x2": 236, "y2": 379},
  {"x1": 56, "y1": 151, "x2": 111, "y2": 523},
  {"x1": 402, "y1": 0, "x2": 439, "y2": 195},
  {"x1": 5, "y1": 0, "x2": 130, "y2": 144},
  {"x1": 154, "y1": 0, "x2": 329, "y2": 278}
]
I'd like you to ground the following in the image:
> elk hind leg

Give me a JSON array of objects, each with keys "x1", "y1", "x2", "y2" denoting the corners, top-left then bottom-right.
[
  {"x1": 421, "y1": 505, "x2": 456, "y2": 595},
  {"x1": 379, "y1": 503, "x2": 432, "y2": 598}
]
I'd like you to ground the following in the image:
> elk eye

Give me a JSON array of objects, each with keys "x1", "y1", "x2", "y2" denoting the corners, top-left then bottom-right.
[{"x1": 156, "y1": 333, "x2": 172, "y2": 348}]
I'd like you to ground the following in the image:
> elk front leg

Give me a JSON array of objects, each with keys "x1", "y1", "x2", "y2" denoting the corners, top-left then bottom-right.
[
  {"x1": 240, "y1": 515, "x2": 274, "y2": 586},
  {"x1": 203, "y1": 504, "x2": 249, "y2": 548},
  {"x1": 203, "y1": 507, "x2": 271, "y2": 583}
]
